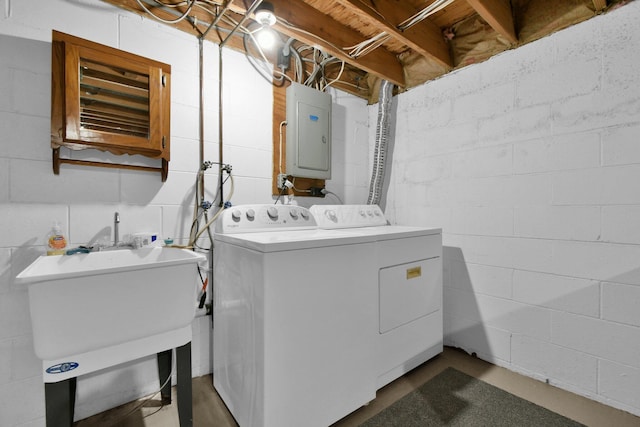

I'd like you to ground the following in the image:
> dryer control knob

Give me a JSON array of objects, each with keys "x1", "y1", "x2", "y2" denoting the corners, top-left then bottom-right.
[
  {"x1": 267, "y1": 207, "x2": 279, "y2": 220},
  {"x1": 231, "y1": 209, "x2": 242, "y2": 222},
  {"x1": 326, "y1": 210, "x2": 338, "y2": 223}
]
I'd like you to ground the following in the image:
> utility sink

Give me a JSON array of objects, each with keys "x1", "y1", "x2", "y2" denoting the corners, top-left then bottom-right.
[{"x1": 16, "y1": 247, "x2": 206, "y2": 362}]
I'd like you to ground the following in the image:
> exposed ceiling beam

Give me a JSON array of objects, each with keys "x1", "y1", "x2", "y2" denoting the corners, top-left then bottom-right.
[
  {"x1": 466, "y1": 0, "x2": 517, "y2": 44},
  {"x1": 334, "y1": 0, "x2": 453, "y2": 69},
  {"x1": 267, "y1": 0, "x2": 405, "y2": 87},
  {"x1": 592, "y1": 0, "x2": 607, "y2": 11}
]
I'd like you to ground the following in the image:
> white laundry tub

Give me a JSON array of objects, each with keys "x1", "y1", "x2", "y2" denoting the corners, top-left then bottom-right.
[{"x1": 16, "y1": 247, "x2": 206, "y2": 363}]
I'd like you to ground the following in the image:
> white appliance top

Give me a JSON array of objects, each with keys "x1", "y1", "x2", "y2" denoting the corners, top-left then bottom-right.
[
  {"x1": 309, "y1": 205, "x2": 442, "y2": 239},
  {"x1": 214, "y1": 204, "x2": 377, "y2": 252}
]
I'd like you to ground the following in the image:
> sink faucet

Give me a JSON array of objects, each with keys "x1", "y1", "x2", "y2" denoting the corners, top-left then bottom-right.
[{"x1": 114, "y1": 212, "x2": 120, "y2": 246}]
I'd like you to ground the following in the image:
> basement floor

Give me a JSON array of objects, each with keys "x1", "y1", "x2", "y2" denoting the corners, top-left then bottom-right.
[{"x1": 75, "y1": 347, "x2": 640, "y2": 427}]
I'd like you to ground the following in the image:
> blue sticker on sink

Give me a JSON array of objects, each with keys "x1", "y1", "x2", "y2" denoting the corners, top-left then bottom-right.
[{"x1": 46, "y1": 362, "x2": 79, "y2": 374}]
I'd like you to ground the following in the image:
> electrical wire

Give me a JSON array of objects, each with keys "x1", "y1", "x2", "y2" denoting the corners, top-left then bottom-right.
[
  {"x1": 321, "y1": 189, "x2": 343, "y2": 204},
  {"x1": 107, "y1": 364, "x2": 175, "y2": 426},
  {"x1": 134, "y1": 0, "x2": 197, "y2": 24}
]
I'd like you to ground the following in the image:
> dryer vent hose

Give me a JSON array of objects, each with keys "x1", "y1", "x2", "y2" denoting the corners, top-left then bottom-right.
[{"x1": 367, "y1": 80, "x2": 394, "y2": 205}]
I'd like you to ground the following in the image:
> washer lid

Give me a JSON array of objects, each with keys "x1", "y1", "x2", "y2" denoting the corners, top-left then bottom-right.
[{"x1": 214, "y1": 228, "x2": 377, "y2": 252}]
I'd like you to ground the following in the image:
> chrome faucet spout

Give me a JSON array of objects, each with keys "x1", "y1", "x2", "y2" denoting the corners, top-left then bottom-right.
[{"x1": 114, "y1": 212, "x2": 120, "y2": 246}]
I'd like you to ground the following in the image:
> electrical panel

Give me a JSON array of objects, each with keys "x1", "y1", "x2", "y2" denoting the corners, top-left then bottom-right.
[{"x1": 286, "y1": 82, "x2": 331, "y2": 180}]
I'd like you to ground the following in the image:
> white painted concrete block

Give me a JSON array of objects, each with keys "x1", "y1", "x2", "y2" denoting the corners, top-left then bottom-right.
[
  {"x1": 405, "y1": 121, "x2": 478, "y2": 157},
  {"x1": 0, "y1": 339, "x2": 11, "y2": 384},
  {"x1": 552, "y1": 165, "x2": 640, "y2": 206},
  {"x1": 512, "y1": 270, "x2": 600, "y2": 317},
  {"x1": 452, "y1": 82, "x2": 515, "y2": 122},
  {"x1": 450, "y1": 206, "x2": 513, "y2": 237},
  {"x1": 551, "y1": 240, "x2": 640, "y2": 285},
  {"x1": 0, "y1": 249, "x2": 10, "y2": 295},
  {"x1": 11, "y1": 158, "x2": 120, "y2": 204},
  {"x1": 452, "y1": 144, "x2": 512, "y2": 179},
  {"x1": 0, "y1": 204, "x2": 68, "y2": 248},
  {"x1": 512, "y1": 334, "x2": 597, "y2": 393},
  {"x1": 444, "y1": 312, "x2": 511, "y2": 363},
  {"x1": 599, "y1": 360, "x2": 640, "y2": 411},
  {"x1": 513, "y1": 132, "x2": 601, "y2": 174},
  {"x1": 0, "y1": 112, "x2": 50, "y2": 161},
  {"x1": 552, "y1": 311, "x2": 640, "y2": 368},
  {"x1": 171, "y1": 102, "x2": 200, "y2": 141},
  {"x1": 0, "y1": 291, "x2": 31, "y2": 340},
  {"x1": 450, "y1": 261, "x2": 512, "y2": 299},
  {"x1": 552, "y1": 88, "x2": 640, "y2": 134},
  {"x1": 478, "y1": 104, "x2": 552, "y2": 145},
  {"x1": 602, "y1": 124, "x2": 640, "y2": 166},
  {"x1": 517, "y1": 58, "x2": 601, "y2": 108},
  {"x1": 476, "y1": 294, "x2": 552, "y2": 341},
  {"x1": 0, "y1": 35, "x2": 49, "y2": 117},
  {"x1": 456, "y1": 173, "x2": 551, "y2": 208},
  {"x1": 602, "y1": 282, "x2": 640, "y2": 327},
  {"x1": 602, "y1": 206, "x2": 640, "y2": 244},
  {"x1": 120, "y1": 169, "x2": 190, "y2": 206},
  {"x1": 0, "y1": 376, "x2": 45, "y2": 426},
  {"x1": 10, "y1": 336, "x2": 40, "y2": 382},
  {"x1": 514, "y1": 205, "x2": 601, "y2": 241},
  {"x1": 404, "y1": 97, "x2": 452, "y2": 129},
  {"x1": 404, "y1": 154, "x2": 451, "y2": 183},
  {"x1": 0, "y1": 158, "x2": 8, "y2": 202}
]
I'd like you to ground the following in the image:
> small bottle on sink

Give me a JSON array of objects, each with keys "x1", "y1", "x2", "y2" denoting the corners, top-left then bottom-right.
[{"x1": 46, "y1": 222, "x2": 67, "y2": 256}]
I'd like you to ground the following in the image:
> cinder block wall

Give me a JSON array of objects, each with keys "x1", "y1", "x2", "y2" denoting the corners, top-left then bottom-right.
[{"x1": 381, "y1": 1, "x2": 640, "y2": 416}]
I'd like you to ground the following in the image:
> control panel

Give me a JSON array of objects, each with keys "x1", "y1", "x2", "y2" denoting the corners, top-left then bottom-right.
[
  {"x1": 215, "y1": 205, "x2": 318, "y2": 234},
  {"x1": 309, "y1": 205, "x2": 388, "y2": 229}
]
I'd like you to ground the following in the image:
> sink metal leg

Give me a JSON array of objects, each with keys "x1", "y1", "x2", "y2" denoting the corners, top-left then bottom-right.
[
  {"x1": 45, "y1": 377, "x2": 76, "y2": 427},
  {"x1": 157, "y1": 349, "x2": 173, "y2": 405},
  {"x1": 176, "y1": 342, "x2": 192, "y2": 427}
]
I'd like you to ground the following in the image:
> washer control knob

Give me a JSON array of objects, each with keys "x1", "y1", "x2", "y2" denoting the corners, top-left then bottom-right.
[
  {"x1": 246, "y1": 209, "x2": 255, "y2": 221},
  {"x1": 231, "y1": 209, "x2": 242, "y2": 222},
  {"x1": 289, "y1": 209, "x2": 299, "y2": 220},
  {"x1": 267, "y1": 207, "x2": 279, "y2": 220},
  {"x1": 326, "y1": 210, "x2": 338, "y2": 223},
  {"x1": 300, "y1": 210, "x2": 309, "y2": 220}
]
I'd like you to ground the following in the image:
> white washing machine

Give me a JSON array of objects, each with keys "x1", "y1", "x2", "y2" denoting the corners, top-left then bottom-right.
[
  {"x1": 310, "y1": 204, "x2": 443, "y2": 389},
  {"x1": 212, "y1": 205, "x2": 379, "y2": 427}
]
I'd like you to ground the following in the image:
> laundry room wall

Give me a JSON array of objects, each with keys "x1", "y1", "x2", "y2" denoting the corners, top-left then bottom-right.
[
  {"x1": 0, "y1": 1, "x2": 369, "y2": 425},
  {"x1": 380, "y1": 1, "x2": 640, "y2": 417}
]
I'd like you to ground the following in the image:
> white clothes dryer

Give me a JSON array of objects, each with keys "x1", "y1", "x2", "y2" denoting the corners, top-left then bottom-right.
[
  {"x1": 212, "y1": 205, "x2": 379, "y2": 427},
  {"x1": 310, "y1": 204, "x2": 443, "y2": 389}
]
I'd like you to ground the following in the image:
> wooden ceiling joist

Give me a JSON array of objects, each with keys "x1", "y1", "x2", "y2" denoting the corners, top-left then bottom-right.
[
  {"x1": 335, "y1": 0, "x2": 453, "y2": 69},
  {"x1": 592, "y1": 0, "x2": 607, "y2": 11},
  {"x1": 466, "y1": 0, "x2": 518, "y2": 44},
  {"x1": 267, "y1": 0, "x2": 405, "y2": 87}
]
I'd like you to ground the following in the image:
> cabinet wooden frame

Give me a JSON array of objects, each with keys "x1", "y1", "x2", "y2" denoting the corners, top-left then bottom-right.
[{"x1": 51, "y1": 31, "x2": 171, "y2": 181}]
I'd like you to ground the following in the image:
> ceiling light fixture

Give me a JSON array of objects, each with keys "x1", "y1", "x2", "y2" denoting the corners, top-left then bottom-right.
[
  {"x1": 253, "y1": 1, "x2": 278, "y2": 50},
  {"x1": 254, "y1": 2, "x2": 276, "y2": 27}
]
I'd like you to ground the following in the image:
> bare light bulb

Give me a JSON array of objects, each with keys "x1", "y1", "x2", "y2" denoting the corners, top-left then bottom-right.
[{"x1": 255, "y1": 26, "x2": 278, "y2": 50}]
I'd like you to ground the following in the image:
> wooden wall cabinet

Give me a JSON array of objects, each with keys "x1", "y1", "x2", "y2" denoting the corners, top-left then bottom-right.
[{"x1": 51, "y1": 31, "x2": 171, "y2": 181}]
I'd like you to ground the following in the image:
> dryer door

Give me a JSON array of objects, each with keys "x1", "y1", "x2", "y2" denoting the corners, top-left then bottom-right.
[{"x1": 379, "y1": 257, "x2": 441, "y2": 333}]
